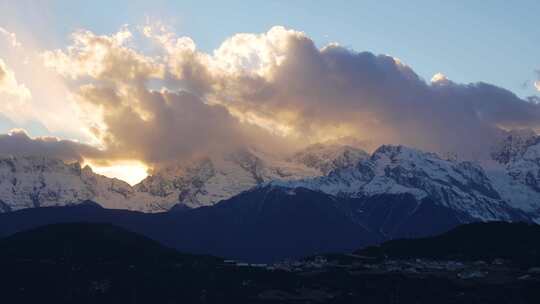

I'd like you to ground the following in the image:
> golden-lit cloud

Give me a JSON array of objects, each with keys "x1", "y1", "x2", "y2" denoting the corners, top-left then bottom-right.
[
  {"x1": 0, "y1": 26, "x2": 93, "y2": 141},
  {"x1": 430, "y1": 72, "x2": 451, "y2": 85},
  {"x1": 167, "y1": 26, "x2": 540, "y2": 159},
  {"x1": 0, "y1": 27, "x2": 33, "y2": 123},
  {"x1": 0, "y1": 58, "x2": 31, "y2": 99},
  {"x1": 42, "y1": 27, "x2": 164, "y2": 81},
  {"x1": 41, "y1": 27, "x2": 293, "y2": 167}
]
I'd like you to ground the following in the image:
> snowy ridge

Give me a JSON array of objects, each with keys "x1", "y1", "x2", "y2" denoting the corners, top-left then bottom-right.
[
  {"x1": 131, "y1": 145, "x2": 369, "y2": 210},
  {"x1": 132, "y1": 148, "x2": 318, "y2": 210},
  {"x1": 0, "y1": 156, "x2": 140, "y2": 212},
  {"x1": 490, "y1": 129, "x2": 540, "y2": 164},
  {"x1": 272, "y1": 145, "x2": 529, "y2": 222},
  {"x1": 288, "y1": 144, "x2": 369, "y2": 175},
  {"x1": 0, "y1": 144, "x2": 366, "y2": 212},
  {"x1": 487, "y1": 132, "x2": 540, "y2": 217},
  {"x1": 1, "y1": 138, "x2": 540, "y2": 222}
]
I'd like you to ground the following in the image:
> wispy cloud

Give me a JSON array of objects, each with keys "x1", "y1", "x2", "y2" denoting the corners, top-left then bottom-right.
[
  {"x1": 535, "y1": 70, "x2": 540, "y2": 92},
  {"x1": 0, "y1": 27, "x2": 21, "y2": 48}
]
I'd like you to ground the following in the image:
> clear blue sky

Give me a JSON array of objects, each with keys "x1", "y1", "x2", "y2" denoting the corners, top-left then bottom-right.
[{"x1": 2, "y1": 0, "x2": 539, "y2": 97}]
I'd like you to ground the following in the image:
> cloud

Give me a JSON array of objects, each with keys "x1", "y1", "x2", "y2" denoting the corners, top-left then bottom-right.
[
  {"x1": 431, "y1": 72, "x2": 452, "y2": 85},
  {"x1": 0, "y1": 27, "x2": 21, "y2": 48},
  {"x1": 215, "y1": 28, "x2": 540, "y2": 158},
  {"x1": 0, "y1": 58, "x2": 31, "y2": 99},
  {"x1": 43, "y1": 28, "x2": 291, "y2": 165},
  {"x1": 0, "y1": 129, "x2": 101, "y2": 162},
  {"x1": 535, "y1": 69, "x2": 540, "y2": 92},
  {"x1": 38, "y1": 25, "x2": 540, "y2": 165},
  {"x1": 0, "y1": 26, "x2": 91, "y2": 141},
  {"x1": 78, "y1": 85, "x2": 276, "y2": 164},
  {"x1": 43, "y1": 27, "x2": 163, "y2": 81},
  {"x1": 151, "y1": 26, "x2": 540, "y2": 160},
  {"x1": 0, "y1": 58, "x2": 33, "y2": 123}
]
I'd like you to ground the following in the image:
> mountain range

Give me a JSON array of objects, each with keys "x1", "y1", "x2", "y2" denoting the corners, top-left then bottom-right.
[
  {"x1": 3, "y1": 131, "x2": 538, "y2": 221},
  {"x1": 0, "y1": 144, "x2": 368, "y2": 213},
  {"x1": 0, "y1": 131, "x2": 539, "y2": 261}
]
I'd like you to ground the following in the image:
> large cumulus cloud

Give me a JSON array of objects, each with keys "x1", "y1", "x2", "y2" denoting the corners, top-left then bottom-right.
[
  {"x1": 149, "y1": 25, "x2": 540, "y2": 160},
  {"x1": 37, "y1": 25, "x2": 540, "y2": 165},
  {"x1": 42, "y1": 28, "x2": 292, "y2": 165}
]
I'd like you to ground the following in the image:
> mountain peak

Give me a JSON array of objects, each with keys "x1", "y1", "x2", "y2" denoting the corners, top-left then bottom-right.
[
  {"x1": 276, "y1": 143, "x2": 521, "y2": 222},
  {"x1": 290, "y1": 143, "x2": 369, "y2": 174},
  {"x1": 371, "y1": 145, "x2": 437, "y2": 162},
  {"x1": 491, "y1": 129, "x2": 540, "y2": 164}
]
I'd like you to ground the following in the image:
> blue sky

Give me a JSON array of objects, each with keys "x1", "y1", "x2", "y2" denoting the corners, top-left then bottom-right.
[{"x1": 2, "y1": 0, "x2": 539, "y2": 98}]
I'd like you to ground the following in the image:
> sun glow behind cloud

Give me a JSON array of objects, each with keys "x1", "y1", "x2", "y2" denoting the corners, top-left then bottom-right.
[{"x1": 86, "y1": 160, "x2": 149, "y2": 186}]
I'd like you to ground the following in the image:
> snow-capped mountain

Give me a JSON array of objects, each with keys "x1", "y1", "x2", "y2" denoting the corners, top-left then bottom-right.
[
  {"x1": 0, "y1": 142, "x2": 538, "y2": 262},
  {"x1": 133, "y1": 149, "x2": 317, "y2": 210},
  {"x1": 490, "y1": 129, "x2": 540, "y2": 165},
  {"x1": 0, "y1": 156, "x2": 139, "y2": 212},
  {"x1": 135, "y1": 146, "x2": 365, "y2": 210},
  {"x1": 2, "y1": 135, "x2": 539, "y2": 222},
  {"x1": 487, "y1": 130, "x2": 540, "y2": 217},
  {"x1": 273, "y1": 145, "x2": 532, "y2": 222},
  {"x1": 134, "y1": 145, "x2": 370, "y2": 210},
  {"x1": 0, "y1": 144, "x2": 369, "y2": 212}
]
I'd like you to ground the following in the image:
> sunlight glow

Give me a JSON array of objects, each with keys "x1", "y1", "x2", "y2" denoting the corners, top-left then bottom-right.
[{"x1": 87, "y1": 160, "x2": 149, "y2": 186}]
